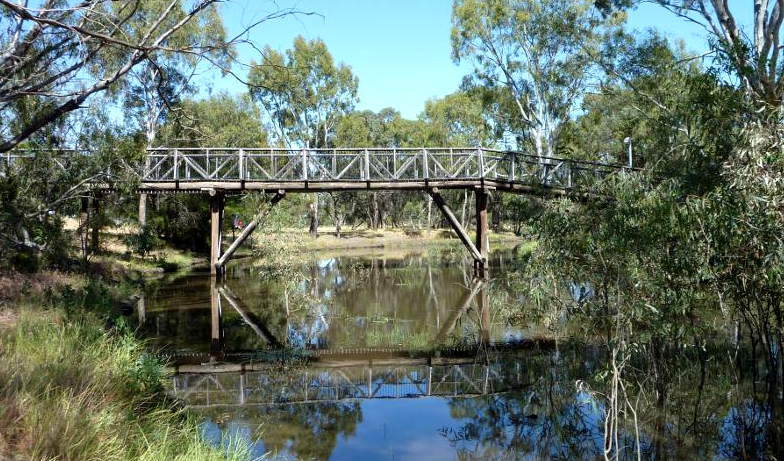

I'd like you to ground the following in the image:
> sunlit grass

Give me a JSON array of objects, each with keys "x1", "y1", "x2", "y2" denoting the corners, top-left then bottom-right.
[{"x1": 0, "y1": 306, "x2": 253, "y2": 461}]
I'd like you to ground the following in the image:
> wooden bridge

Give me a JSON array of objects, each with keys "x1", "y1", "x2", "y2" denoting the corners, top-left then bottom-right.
[
  {"x1": 138, "y1": 147, "x2": 621, "y2": 193},
  {"x1": 170, "y1": 358, "x2": 527, "y2": 407},
  {"x1": 2, "y1": 147, "x2": 630, "y2": 274}
]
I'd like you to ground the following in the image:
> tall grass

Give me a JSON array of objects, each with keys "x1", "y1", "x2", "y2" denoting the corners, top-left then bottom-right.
[{"x1": 0, "y1": 306, "x2": 251, "y2": 461}]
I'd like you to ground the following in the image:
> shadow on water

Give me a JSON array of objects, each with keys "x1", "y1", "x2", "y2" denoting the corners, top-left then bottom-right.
[{"x1": 131, "y1": 247, "x2": 781, "y2": 461}]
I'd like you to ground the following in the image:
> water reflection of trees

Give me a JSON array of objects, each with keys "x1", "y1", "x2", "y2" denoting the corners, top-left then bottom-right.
[
  {"x1": 198, "y1": 401, "x2": 362, "y2": 461},
  {"x1": 435, "y1": 342, "x2": 779, "y2": 461},
  {"x1": 232, "y1": 249, "x2": 517, "y2": 351}
]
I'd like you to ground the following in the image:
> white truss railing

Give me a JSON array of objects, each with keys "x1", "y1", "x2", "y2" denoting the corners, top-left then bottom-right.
[
  {"x1": 171, "y1": 362, "x2": 524, "y2": 406},
  {"x1": 1, "y1": 147, "x2": 631, "y2": 191},
  {"x1": 142, "y1": 147, "x2": 629, "y2": 190}
]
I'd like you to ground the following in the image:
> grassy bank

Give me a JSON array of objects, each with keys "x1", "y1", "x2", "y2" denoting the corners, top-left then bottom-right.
[
  {"x1": 0, "y1": 276, "x2": 246, "y2": 461},
  {"x1": 246, "y1": 226, "x2": 525, "y2": 254}
]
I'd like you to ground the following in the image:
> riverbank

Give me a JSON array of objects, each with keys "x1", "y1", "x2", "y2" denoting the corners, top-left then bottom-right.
[
  {"x1": 298, "y1": 227, "x2": 524, "y2": 251},
  {"x1": 240, "y1": 226, "x2": 527, "y2": 259},
  {"x1": 0, "y1": 275, "x2": 247, "y2": 460}
]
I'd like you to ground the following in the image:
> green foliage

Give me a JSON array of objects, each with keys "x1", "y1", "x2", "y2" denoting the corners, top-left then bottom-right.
[
  {"x1": 124, "y1": 225, "x2": 162, "y2": 257},
  {"x1": 0, "y1": 286, "x2": 250, "y2": 461},
  {"x1": 452, "y1": 0, "x2": 624, "y2": 156},
  {"x1": 161, "y1": 92, "x2": 268, "y2": 147},
  {"x1": 248, "y1": 36, "x2": 358, "y2": 148},
  {"x1": 420, "y1": 92, "x2": 494, "y2": 146}
]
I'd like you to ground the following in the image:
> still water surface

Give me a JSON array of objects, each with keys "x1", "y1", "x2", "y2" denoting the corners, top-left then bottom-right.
[{"x1": 135, "y1": 246, "x2": 774, "y2": 461}]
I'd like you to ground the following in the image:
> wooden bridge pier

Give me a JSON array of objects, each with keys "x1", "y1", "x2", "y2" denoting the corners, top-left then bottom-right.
[
  {"x1": 210, "y1": 276, "x2": 224, "y2": 351},
  {"x1": 215, "y1": 190, "x2": 286, "y2": 272},
  {"x1": 138, "y1": 193, "x2": 147, "y2": 228},
  {"x1": 91, "y1": 193, "x2": 101, "y2": 253},
  {"x1": 209, "y1": 191, "x2": 224, "y2": 276},
  {"x1": 474, "y1": 188, "x2": 490, "y2": 278}
]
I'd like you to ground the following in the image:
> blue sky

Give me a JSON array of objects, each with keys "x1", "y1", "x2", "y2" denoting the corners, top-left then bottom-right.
[{"x1": 201, "y1": 0, "x2": 750, "y2": 119}]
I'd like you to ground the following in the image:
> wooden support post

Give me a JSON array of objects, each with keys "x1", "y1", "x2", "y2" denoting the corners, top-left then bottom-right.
[
  {"x1": 210, "y1": 277, "x2": 223, "y2": 352},
  {"x1": 137, "y1": 294, "x2": 146, "y2": 324},
  {"x1": 428, "y1": 188, "x2": 484, "y2": 265},
  {"x1": 475, "y1": 188, "x2": 490, "y2": 277},
  {"x1": 90, "y1": 195, "x2": 100, "y2": 254},
  {"x1": 80, "y1": 196, "x2": 89, "y2": 259},
  {"x1": 138, "y1": 193, "x2": 147, "y2": 228},
  {"x1": 209, "y1": 191, "x2": 224, "y2": 276},
  {"x1": 215, "y1": 191, "x2": 285, "y2": 270},
  {"x1": 80, "y1": 196, "x2": 89, "y2": 223},
  {"x1": 478, "y1": 282, "x2": 490, "y2": 343}
]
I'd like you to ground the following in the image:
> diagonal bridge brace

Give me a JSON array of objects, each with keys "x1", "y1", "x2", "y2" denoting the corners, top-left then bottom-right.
[
  {"x1": 427, "y1": 188, "x2": 486, "y2": 266},
  {"x1": 215, "y1": 190, "x2": 286, "y2": 270}
]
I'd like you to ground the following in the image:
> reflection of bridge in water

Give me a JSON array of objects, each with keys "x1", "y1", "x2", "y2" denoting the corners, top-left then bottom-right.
[
  {"x1": 142, "y1": 272, "x2": 493, "y2": 355},
  {"x1": 171, "y1": 358, "x2": 528, "y2": 407},
  {"x1": 159, "y1": 269, "x2": 534, "y2": 407}
]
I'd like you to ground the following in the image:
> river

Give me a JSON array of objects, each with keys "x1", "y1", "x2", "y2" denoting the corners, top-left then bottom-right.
[{"x1": 132, "y1": 246, "x2": 776, "y2": 461}]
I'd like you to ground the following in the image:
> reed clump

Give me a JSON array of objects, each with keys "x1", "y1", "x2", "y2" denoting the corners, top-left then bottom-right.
[{"x1": 0, "y1": 298, "x2": 250, "y2": 460}]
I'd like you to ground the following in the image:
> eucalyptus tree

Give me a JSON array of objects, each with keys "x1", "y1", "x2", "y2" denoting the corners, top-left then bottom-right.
[
  {"x1": 0, "y1": 0, "x2": 248, "y2": 153},
  {"x1": 106, "y1": 0, "x2": 232, "y2": 229},
  {"x1": 162, "y1": 92, "x2": 267, "y2": 148},
  {"x1": 0, "y1": 0, "x2": 299, "y2": 266},
  {"x1": 114, "y1": 0, "x2": 232, "y2": 149},
  {"x1": 597, "y1": 0, "x2": 784, "y2": 109},
  {"x1": 451, "y1": 0, "x2": 624, "y2": 158},
  {"x1": 420, "y1": 91, "x2": 493, "y2": 147},
  {"x1": 247, "y1": 36, "x2": 357, "y2": 236},
  {"x1": 247, "y1": 36, "x2": 358, "y2": 149}
]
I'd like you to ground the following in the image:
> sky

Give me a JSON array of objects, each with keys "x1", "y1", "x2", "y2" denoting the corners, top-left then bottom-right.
[{"x1": 199, "y1": 0, "x2": 752, "y2": 120}]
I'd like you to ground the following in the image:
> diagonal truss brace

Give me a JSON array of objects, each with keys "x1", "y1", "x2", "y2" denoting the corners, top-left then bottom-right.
[
  {"x1": 215, "y1": 190, "x2": 286, "y2": 270},
  {"x1": 427, "y1": 188, "x2": 484, "y2": 264}
]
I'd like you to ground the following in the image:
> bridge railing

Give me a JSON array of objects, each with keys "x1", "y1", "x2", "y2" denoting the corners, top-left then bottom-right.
[
  {"x1": 0, "y1": 149, "x2": 117, "y2": 180},
  {"x1": 2, "y1": 147, "x2": 630, "y2": 191},
  {"x1": 142, "y1": 147, "x2": 630, "y2": 190},
  {"x1": 171, "y1": 362, "x2": 523, "y2": 406}
]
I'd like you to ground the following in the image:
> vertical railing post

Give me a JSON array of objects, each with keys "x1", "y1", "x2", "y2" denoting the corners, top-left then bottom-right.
[
  {"x1": 271, "y1": 148, "x2": 276, "y2": 178},
  {"x1": 238, "y1": 148, "x2": 245, "y2": 180},
  {"x1": 422, "y1": 148, "x2": 429, "y2": 179},
  {"x1": 364, "y1": 149, "x2": 370, "y2": 180},
  {"x1": 393, "y1": 148, "x2": 397, "y2": 178},
  {"x1": 173, "y1": 149, "x2": 179, "y2": 180},
  {"x1": 142, "y1": 150, "x2": 151, "y2": 180},
  {"x1": 301, "y1": 149, "x2": 308, "y2": 180},
  {"x1": 510, "y1": 151, "x2": 515, "y2": 182},
  {"x1": 568, "y1": 163, "x2": 573, "y2": 188},
  {"x1": 478, "y1": 148, "x2": 485, "y2": 178}
]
